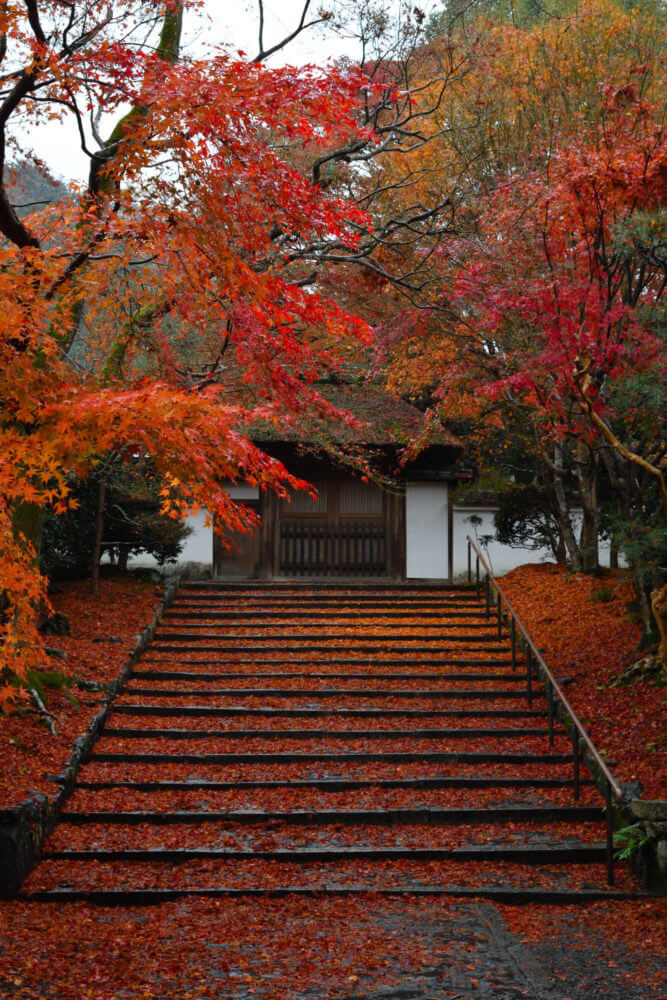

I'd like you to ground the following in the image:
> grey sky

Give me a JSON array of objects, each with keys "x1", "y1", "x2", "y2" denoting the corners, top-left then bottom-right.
[{"x1": 20, "y1": 1, "x2": 439, "y2": 182}]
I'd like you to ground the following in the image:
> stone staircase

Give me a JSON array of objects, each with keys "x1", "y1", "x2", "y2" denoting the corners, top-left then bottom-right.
[{"x1": 23, "y1": 583, "x2": 635, "y2": 903}]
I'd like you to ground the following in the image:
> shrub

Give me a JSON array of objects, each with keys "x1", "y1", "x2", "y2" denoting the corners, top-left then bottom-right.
[{"x1": 41, "y1": 458, "x2": 191, "y2": 581}]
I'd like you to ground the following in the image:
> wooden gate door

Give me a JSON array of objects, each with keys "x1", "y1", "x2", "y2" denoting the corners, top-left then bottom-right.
[
  {"x1": 278, "y1": 479, "x2": 389, "y2": 577},
  {"x1": 213, "y1": 500, "x2": 261, "y2": 577}
]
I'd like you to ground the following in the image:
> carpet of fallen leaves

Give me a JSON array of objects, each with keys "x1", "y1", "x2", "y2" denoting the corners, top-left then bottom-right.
[
  {"x1": 1, "y1": 574, "x2": 665, "y2": 999},
  {"x1": 0, "y1": 895, "x2": 664, "y2": 999},
  {"x1": 499, "y1": 564, "x2": 665, "y2": 799},
  {"x1": 500, "y1": 898, "x2": 667, "y2": 994},
  {"x1": 0, "y1": 576, "x2": 161, "y2": 808}
]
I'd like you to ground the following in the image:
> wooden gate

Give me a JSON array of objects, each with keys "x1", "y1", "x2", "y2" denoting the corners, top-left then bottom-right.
[{"x1": 278, "y1": 480, "x2": 389, "y2": 577}]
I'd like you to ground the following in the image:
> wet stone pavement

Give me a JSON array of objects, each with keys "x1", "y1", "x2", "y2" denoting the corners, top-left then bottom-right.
[{"x1": 200, "y1": 898, "x2": 656, "y2": 1000}]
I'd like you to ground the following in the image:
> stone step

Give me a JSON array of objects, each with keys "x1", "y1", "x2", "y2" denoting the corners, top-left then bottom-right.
[
  {"x1": 129, "y1": 669, "x2": 523, "y2": 682},
  {"x1": 150, "y1": 645, "x2": 509, "y2": 658},
  {"x1": 101, "y1": 726, "x2": 562, "y2": 741},
  {"x1": 90, "y1": 750, "x2": 575, "y2": 765},
  {"x1": 74, "y1": 776, "x2": 591, "y2": 792},
  {"x1": 154, "y1": 627, "x2": 502, "y2": 640},
  {"x1": 163, "y1": 609, "x2": 489, "y2": 620},
  {"x1": 19, "y1": 885, "x2": 640, "y2": 905},
  {"x1": 111, "y1": 705, "x2": 544, "y2": 719},
  {"x1": 59, "y1": 805, "x2": 603, "y2": 825},
  {"x1": 139, "y1": 651, "x2": 515, "y2": 662},
  {"x1": 118, "y1": 687, "x2": 534, "y2": 700},
  {"x1": 42, "y1": 844, "x2": 607, "y2": 864},
  {"x1": 177, "y1": 583, "x2": 477, "y2": 591},
  {"x1": 168, "y1": 600, "x2": 482, "y2": 611}
]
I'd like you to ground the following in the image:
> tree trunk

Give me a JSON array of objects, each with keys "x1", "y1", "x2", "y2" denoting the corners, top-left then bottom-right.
[
  {"x1": 598, "y1": 444, "x2": 658, "y2": 645},
  {"x1": 652, "y1": 585, "x2": 667, "y2": 665},
  {"x1": 548, "y1": 446, "x2": 582, "y2": 570},
  {"x1": 11, "y1": 500, "x2": 44, "y2": 561},
  {"x1": 555, "y1": 528, "x2": 566, "y2": 564},
  {"x1": 90, "y1": 477, "x2": 106, "y2": 596},
  {"x1": 574, "y1": 441, "x2": 599, "y2": 573}
]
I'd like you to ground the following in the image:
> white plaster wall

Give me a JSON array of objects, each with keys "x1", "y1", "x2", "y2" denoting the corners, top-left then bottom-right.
[
  {"x1": 178, "y1": 510, "x2": 214, "y2": 565},
  {"x1": 225, "y1": 483, "x2": 260, "y2": 501},
  {"x1": 124, "y1": 485, "x2": 259, "y2": 571},
  {"x1": 405, "y1": 483, "x2": 449, "y2": 579},
  {"x1": 121, "y1": 509, "x2": 213, "y2": 571},
  {"x1": 452, "y1": 506, "x2": 619, "y2": 579}
]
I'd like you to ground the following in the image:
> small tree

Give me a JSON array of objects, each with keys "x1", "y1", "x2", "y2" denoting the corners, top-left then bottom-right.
[
  {"x1": 493, "y1": 485, "x2": 566, "y2": 562},
  {"x1": 41, "y1": 459, "x2": 191, "y2": 582}
]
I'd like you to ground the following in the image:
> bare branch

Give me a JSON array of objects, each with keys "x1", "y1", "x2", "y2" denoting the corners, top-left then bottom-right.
[{"x1": 253, "y1": 0, "x2": 330, "y2": 63}]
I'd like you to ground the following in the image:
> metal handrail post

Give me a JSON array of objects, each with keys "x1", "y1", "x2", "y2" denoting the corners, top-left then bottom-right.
[
  {"x1": 526, "y1": 646, "x2": 532, "y2": 704},
  {"x1": 605, "y1": 782, "x2": 615, "y2": 886},
  {"x1": 572, "y1": 730, "x2": 580, "y2": 801},
  {"x1": 485, "y1": 573, "x2": 490, "y2": 618},
  {"x1": 547, "y1": 682, "x2": 554, "y2": 746},
  {"x1": 475, "y1": 556, "x2": 480, "y2": 597},
  {"x1": 496, "y1": 592, "x2": 502, "y2": 639},
  {"x1": 510, "y1": 618, "x2": 516, "y2": 672},
  {"x1": 464, "y1": 535, "x2": 624, "y2": 805},
  {"x1": 467, "y1": 540, "x2": 471, "y2": 582}
]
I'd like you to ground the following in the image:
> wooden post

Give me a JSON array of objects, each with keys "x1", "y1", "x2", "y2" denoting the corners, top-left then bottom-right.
[{"x1": 90, "y1": 476, "x2": 106, "y2": 597}]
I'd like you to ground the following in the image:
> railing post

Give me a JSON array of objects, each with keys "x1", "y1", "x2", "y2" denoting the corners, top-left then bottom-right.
[
  {"x1": 467, "y1": 540, "x2": 471, "y2": 582},
  {"x1": 572, "y1": 729, "x2": 580, "y2": 801},
  {"x1": 510, "y1": 619, "x2": 516, "y2": 672},
  {"x1": 605, "y1": 781, "x2": 615, "y2": 886},
  {"x1": 475, "y1": 556, "x2": 480, "y2": 597},
  {"x1": 485, "y1": 573, "x2": 490, "y2": 618},
  {"x1": 526, "y1": 646, "x2": 532, "y2": 704},
  {"x1": 547, "y1": 682, "x2": 554, "y2": 746},
  {"x1": 496, "y1": 592, "x2": 502, "y2": 639}
]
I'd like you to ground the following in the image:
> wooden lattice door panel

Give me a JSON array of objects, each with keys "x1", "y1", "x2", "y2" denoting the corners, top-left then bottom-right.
[
  {"x1": 279, "y1": 482, "x2": 328, "y2": 517},
  {"x1": 338, "y1": 480, "x2": 384, "y2": 517},
  {"x1": 278, "y1": 478, "x2": 388, "y2": 577},
  {"x1": 279, "y1": 520, "x2": 387, "y2": 576}
]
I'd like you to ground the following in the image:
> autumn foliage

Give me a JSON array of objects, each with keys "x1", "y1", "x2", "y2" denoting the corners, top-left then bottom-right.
[
  {"x1": 0, "y1": 2, "x2": 380, "y2": 704},
  {"x1": 369, "y1": 0, "x2": 665, "y2": 610}
]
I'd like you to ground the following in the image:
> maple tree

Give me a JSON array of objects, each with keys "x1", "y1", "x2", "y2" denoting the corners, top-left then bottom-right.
[
  {"x1": 433, "y1": 85, "x2": 665, "y2": 629},
  {"x1": 0, "y1": 0, "x2": 392, "y2": 706},
  {"x1": 363, "y1": 0, "x2": 665, "y2": 635}
]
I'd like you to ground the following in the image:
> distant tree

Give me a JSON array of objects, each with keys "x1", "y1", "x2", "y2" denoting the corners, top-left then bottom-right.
[{"x1": 41, "y1": 459, "x2": 191, "y2": 581}]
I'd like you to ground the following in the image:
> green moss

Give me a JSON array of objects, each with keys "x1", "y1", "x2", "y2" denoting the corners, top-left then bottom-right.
[
  {"x1": 157, "y1": 6, "x2": 184, "y2": 62},
  {"x1": 24, "y1": 669, "x2": 72, "y2": 704},
  {"x1": 11, "y1": 501, "x2": 44, "y2": 560}
]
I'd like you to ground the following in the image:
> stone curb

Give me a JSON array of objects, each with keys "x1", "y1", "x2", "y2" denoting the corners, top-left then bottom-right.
[{"x1": 0, "y1": 576, "x2": 180, "y2": 897}]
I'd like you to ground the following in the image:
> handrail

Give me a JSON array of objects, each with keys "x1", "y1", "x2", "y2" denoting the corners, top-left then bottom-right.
[
  {"x1": 465, "y1": 536, "x2": 623, "y2": 885},
  {"x1": 466, "y1": 536, "x2": 623, "y2": 799}
]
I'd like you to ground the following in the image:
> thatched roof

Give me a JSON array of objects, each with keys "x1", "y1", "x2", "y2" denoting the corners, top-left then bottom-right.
[{"x1": 244, "y1": 382, "x2": 462, "y2": 451}]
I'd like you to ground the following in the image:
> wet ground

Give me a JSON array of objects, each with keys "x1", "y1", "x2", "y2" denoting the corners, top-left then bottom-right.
[{"x1": 0, "y1": 894, "x2": 663, "y2": 999}]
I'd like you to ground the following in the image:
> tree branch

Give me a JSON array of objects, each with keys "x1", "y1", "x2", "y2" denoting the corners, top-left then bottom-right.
[
  {"x1": 22, "y1": 0, "x2": 47, "y2": 46},
  {"x1": 253, "y1": 0, "x2": 331, "y2": 62},
  {"x1": 574, "y1": 375, "x2": 667, "y2": 513}
]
